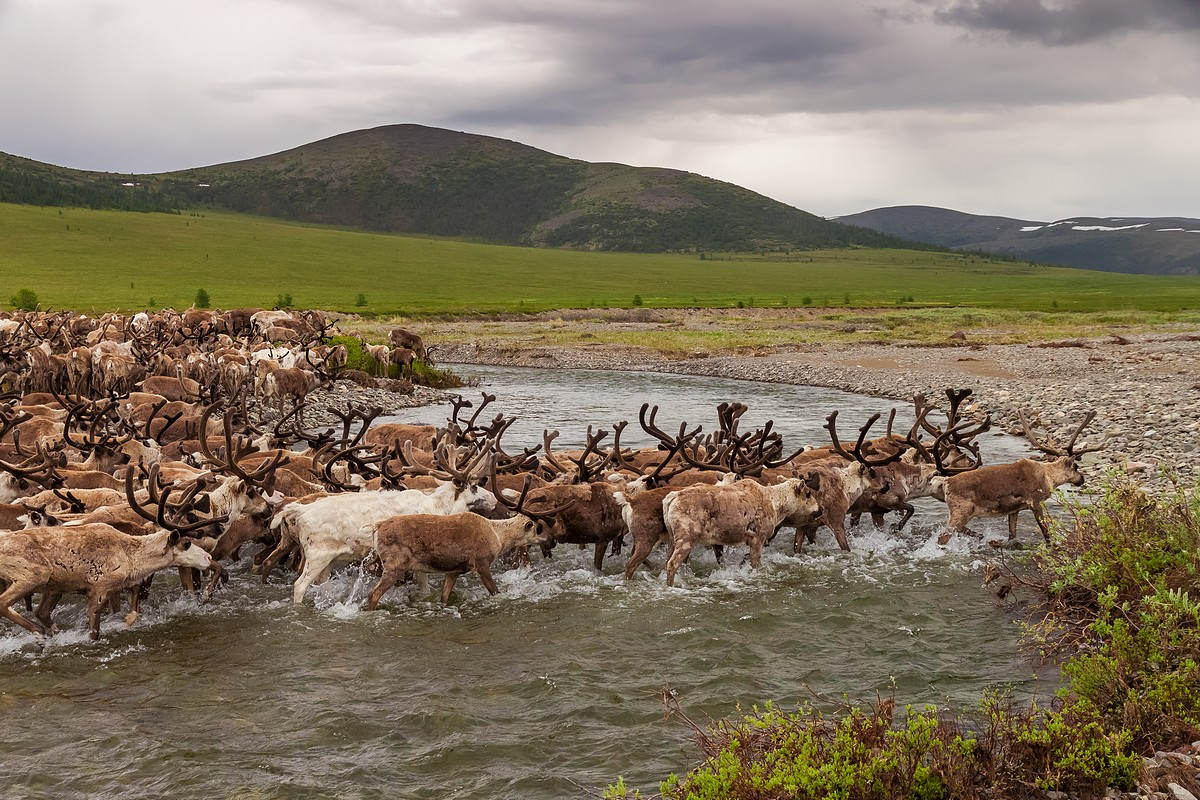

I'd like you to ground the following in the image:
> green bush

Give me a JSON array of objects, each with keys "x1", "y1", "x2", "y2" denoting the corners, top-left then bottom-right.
[
  {"x1": 608, "y1": 694, "x2": 1137, "y2": 800},
  {"x1": 1028, "y1": 476, "x2": 1200, "y2": 750},
  {"x1": 10, "y1": 288, "x2": 38, "y2": 311},
  {"x1": 194, "y1": 288, "x2": 210, "y2": 308},
  {"x1": 326, "y1": 335, "x2": 469, "y2": 389}
]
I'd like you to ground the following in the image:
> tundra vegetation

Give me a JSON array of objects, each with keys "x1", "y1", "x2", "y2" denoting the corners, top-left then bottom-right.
[{"x1": 3, "y1": 203, "x2": 1200, "y2": 315}]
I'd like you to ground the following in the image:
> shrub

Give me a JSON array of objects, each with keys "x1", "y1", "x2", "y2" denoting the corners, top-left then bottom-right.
[
  {"x1": 10, "y1": 288, "x2": 38, "y2": 311},
  {"x1": 194, "y1": 288, "x2": 210, "y2": 308},
  {"x1": 275, "y1": 292, "x2": 293, "y2": 309},
  {"x1": 632, "y1": 294, "x2": 643, "y2": 307},
  {"x1": 355, "y1": 293, "x2": 368, "y2": 307},
  {"x1": 801, "y1": 296, "x2": 813, "y2": 306},
  {"x1": 1023, "y1": 476, "x2": 1200, "y2": 751},
  {"x1": 326, "y1": 335, "x2": 473, "y2": 389}
]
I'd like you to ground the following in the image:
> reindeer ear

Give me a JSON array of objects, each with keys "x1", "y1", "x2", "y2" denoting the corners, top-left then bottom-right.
[
  {"x1": 168, "y1": 531, "x2": 181, "y2": 546},
  {"x1": 804, "y1": 474, "x2": 821, "y2": 493}
]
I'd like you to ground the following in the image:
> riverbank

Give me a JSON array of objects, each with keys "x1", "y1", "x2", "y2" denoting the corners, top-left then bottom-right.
[{"x1": 425, "y1": 331, "x2": 1197, "y2": 489}]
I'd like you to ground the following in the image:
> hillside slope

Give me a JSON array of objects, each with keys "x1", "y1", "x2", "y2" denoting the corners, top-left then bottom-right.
[
  {"x1": 0, "y1": 125, "x2": 921, "y2": 254},
  {"x1": 838, "y1": 205, "x2": 1200, "y2": 275}
]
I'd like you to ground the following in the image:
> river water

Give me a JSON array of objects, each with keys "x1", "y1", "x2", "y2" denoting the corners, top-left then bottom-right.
[{"x1": 0, "y1": 366, "x2": 1057, "y2": 799}]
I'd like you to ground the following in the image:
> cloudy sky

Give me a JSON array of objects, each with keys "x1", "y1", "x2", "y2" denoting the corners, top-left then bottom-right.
[{"x1": 2, "y1": 0, "x2": 1198, "y2": 220}]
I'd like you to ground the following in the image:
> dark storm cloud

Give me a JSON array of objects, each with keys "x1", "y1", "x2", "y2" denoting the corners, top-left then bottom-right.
[
  {"x1": 929, "y1": 0, "x2": 1200, "y2": 45},
  {"x1": 274, "y1": 0, "x2": 1197, "y2": 135}
]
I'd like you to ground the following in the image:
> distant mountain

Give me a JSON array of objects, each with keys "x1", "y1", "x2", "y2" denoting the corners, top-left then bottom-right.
[
  {"x1": 0, "y1": 125, "x2": 927, "y2": 254},
  {"x1": 837, "y1": 205, "x2": 1200, "y2": 275}
]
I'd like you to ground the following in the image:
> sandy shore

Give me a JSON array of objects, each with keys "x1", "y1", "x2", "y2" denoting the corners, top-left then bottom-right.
[{"x1": 430, "y1": 331, "x2": 1200, "y2": 489}]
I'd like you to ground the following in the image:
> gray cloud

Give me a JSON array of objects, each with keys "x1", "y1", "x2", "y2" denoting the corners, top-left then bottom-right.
[{"x1": 929, "y1": 0, "x2": 1200, "y2": 45}]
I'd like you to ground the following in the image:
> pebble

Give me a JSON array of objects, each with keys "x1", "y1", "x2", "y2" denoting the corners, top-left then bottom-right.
[{"x1": 1168, "y1": 784, "x2": 1198, "y2": 800}]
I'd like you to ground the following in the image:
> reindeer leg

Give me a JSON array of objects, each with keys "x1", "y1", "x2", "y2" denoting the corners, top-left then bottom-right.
[
  {"x1": 178, "y1": 566, "x2": 196, "y2": 593},
  {"x1": 125, "y1": 587, "x2": 140, "y2": 626},
  {"x1": 34, "y1": 591, "x2": 61, "y2": 630},
  {"x1": 623, "y1": 533, "x2": 658, "y2": 580},
  {"x1": 894, "y1": 505, "x2": 915, "y2": 530},
  {"x1": 366, "y1": 567, "x2": 403, "y2": 611},
  {"x1": 440, "y1": 572, "x2": 461, "y2": 604},
  {"x1": 592, "y1": 541, "x2": 607, "y2": 571},
  {"x1": 748, "y1": 539, "x2": 764, "y2": 569},
  {"x1": 204, "y1": 561, "x2": 226, "y2": 599},
  {"x1": 476, "y1": 562, "x2": 499, "y2": 596},
  {"x1": 828, "y1": 513, "x2": 851, "y2": 551},
  {"x1": 665, "y1": 542, "x2": 695, "y2": 587},
  {"x1": 712, "y1": 544, "x2": 725, "y2": 564},
  {"x1": 1031, "y1": 504, "x2": 1050, "y2": 540},
  {"x1": 0, "y1": 582, "x2": 47, "y2": 636},
  {"x1": 291, "y1": 553, "x2": 331, "y2": 604},
  {"x1": 1008, "y1": 511, "x2": 1021, "y2": 540},
  {"x1": 86, "y1": 591, "x2": 108, "y2": 640}
]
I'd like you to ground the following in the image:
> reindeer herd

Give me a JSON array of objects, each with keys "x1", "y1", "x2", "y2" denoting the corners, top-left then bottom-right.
[{"x1": 0, "y1": 309, "x2": 1107, "y2": 642}]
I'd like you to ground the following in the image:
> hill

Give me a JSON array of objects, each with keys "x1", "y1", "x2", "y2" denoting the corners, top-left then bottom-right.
[
  {"x1": 837, "y1": 205, "x2": 1200, "y2": 275},
  {"x1": 0, "y1": 125, "x2": 922, "y2": 254}
]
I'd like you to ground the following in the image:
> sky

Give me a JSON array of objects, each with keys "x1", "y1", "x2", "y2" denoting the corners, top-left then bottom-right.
[{"x1": 1, "y1": 0, "x2": 1198, "y2": 221}]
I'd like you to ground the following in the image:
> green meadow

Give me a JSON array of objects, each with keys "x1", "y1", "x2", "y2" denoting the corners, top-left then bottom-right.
[{"x1": 1, "y1": 203, "x2": 1197, "y2": 314}]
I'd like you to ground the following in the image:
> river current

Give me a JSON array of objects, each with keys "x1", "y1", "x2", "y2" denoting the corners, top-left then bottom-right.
[{"x1": 0, "y1": 365, "x2": 1056, "y2": 799}]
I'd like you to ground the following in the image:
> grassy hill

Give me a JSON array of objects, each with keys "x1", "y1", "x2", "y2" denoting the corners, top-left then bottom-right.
[
  {"x1": 2, "y1": 202, "x2": 1198, "y2": 314},
  {"x1": 0, "y1": 125, "x2": 924, "y2": 254}
]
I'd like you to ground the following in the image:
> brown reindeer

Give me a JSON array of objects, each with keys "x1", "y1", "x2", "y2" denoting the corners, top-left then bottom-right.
[{"x1": 938, "y1": 410, "x2": 1106, "y2": 543}]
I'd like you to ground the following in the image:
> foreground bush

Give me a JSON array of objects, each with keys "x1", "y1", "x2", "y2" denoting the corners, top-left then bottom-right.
[
  {"x1": 1026, "y1": 476, "x2": 1200, "y2": 753},
  {"x1": 607, "y1": 476, "x2": 1200, "y2": 798}
]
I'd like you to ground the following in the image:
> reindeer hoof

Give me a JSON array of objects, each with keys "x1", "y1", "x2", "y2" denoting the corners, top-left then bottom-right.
[
  {"x1": 936, "y1": 531, "x2": 953, "y2": 546},
  {"x1": 123, "y1": 611, "x2": 140, "y2": 626}
]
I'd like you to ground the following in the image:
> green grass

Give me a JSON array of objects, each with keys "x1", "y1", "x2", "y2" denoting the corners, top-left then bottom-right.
[{"x1": 2, "y1": 203, "x2": 1199, "y2": 314}]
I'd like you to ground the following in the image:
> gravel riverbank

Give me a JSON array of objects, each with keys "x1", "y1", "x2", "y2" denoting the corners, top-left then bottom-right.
[{"x1": 435, "y1": 333, "x2": 1200, "y2": 490}]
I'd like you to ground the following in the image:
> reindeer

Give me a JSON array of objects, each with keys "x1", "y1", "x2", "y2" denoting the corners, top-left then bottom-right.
[
  {"x1": 364, "y1": 477, "x2": 568, "y2": 607},
  {"x1": 363, "y1": 341, "x2": 391, "y2": 378},
  {"x1": 784, "y1": 411, "x2": 903, "y2": 552},
  {"x1": 271, "y1": 441, "x2": 498, "y2": 604},
  {"x1": 938, "y1": 410, "x2": 1106, "y2": 543},
  {"x1": 0, "y1": 481, "x2": 219, "y2": 639},
  {"x1": 661, "y1": 474, "x2": 822, "y2": 586}
]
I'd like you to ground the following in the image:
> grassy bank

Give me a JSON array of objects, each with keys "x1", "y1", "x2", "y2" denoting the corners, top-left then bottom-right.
[
  {"x1": 341, "y1": 306, "x2": 1200, "y2": 358},
  {"x1": 3, "y1": 203, "x2": 1200, "y2": 314},
  {"x1": 605, "y1": 477, "x2": 1200, "y2": 798}
]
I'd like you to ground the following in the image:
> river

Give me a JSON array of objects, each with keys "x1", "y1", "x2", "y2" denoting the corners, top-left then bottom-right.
[{"x1": 0, "y1": 365, "x2": 1054, "y2": 799}]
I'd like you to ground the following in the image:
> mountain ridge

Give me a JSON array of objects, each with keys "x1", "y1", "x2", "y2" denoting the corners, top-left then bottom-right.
[{"x1": 837, "y1": 205, "x2": 1200, "y2": 275}]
